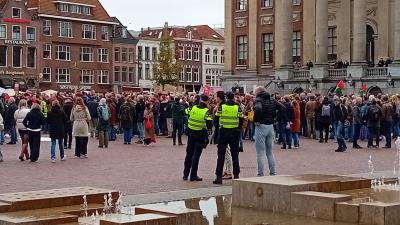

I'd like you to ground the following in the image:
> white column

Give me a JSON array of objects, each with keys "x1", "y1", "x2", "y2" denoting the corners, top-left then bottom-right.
[
  {"x1": 224, "y1": 0, "x2": 233, "y2": 72},
  {"x1": 353, "y1": 0, "x2": 367, "y2": 64},
  {"x1": 248, "y1": 0, "x2": 257, "y2": 71},
  {"x1": 394, "y1": 0, "x2": 400, "y2": 63},
  {"x1": 315, "y1": 0, "x2": 328, "y2": 65},
  {"x1": 275, "y1": 0, "x2": 293, "y2": 68}
]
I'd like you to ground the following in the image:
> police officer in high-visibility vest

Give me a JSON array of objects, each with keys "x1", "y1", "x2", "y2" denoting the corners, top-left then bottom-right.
[
  {"x1": 183, "y1": 94, "x2": 213, "y2": 182},
  {"x1": 213, "y1": 91, "x2": 243, "y2": 184}
]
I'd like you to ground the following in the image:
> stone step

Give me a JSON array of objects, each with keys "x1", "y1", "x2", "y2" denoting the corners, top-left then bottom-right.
[
  {"x1": 135, "y1": 205, "x2": 202, "y2": 225},
  {"x1": 99, "y1": 213, "x2": 176, "y2": 225},
  {"x1": 0, "y1": 187, "x2": 118, "y2": 212}
]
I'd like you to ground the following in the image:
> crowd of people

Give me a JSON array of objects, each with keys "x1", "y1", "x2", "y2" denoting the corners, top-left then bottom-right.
[{"x1": 0, "y1": 88, "x2": 399, "y2": 183}]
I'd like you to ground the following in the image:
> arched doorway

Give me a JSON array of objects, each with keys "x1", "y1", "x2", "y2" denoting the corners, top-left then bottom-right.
[
  {"x1": 366, "y1": 25, "x2": 375, "y2": 64},
  {"x1": 367, "y1": 86, "x2": 382, "y2": 96},
  {"x1": 292, "y1": 87, "x2": 304, "y2": 94}
]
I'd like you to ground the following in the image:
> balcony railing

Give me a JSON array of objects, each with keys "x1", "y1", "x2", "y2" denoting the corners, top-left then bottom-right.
[
  {"x1": 366, "y1": 67, "x2": 388, "y2": 77},
  {"x1": 293, "y1": 70, "x2": 310, "y2": 79},
  {"x1": 328, "y1": 69, "x2": 347, "y2": 79}
]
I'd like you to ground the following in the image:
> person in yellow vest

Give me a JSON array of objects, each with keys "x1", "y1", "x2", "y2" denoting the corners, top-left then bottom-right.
[
  {"x1": 183, "y1": 94, "x2": 213, "y2": 182},
  {"x1": 41, "y1": 98, "x2": 49, "y2": 134},
  {"x1": 213, "y1": 91, "x2": 243, "y2": 185}
]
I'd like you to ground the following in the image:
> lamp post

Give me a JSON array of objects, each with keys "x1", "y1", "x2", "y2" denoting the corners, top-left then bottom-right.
[
  {"x1": 347, "y1": 73, "x2": 355, "y2": 87},
  {"x1": 307, "y1": 75, "x2": 317, "y2": 93},
  {"x1": 387, "y1": 73, "x2": 395, "y2": 87},
  {"x1": 273, "y1": 76, "x2": 284, "y2": 94}
]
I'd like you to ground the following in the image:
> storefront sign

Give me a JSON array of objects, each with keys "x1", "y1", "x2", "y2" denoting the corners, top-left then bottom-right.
[
  {"x1": 59, "y1": 85, "x2": 92, "y2": 91},
  {"x1": 4, "y1": 40, "x2": 31, "y2": 45},
  {"x1": 3, "y1": 18, "x2": 31, "y2": 24},
  {"x1": 0, "y1": 70, "x2": 25, "y2": 76}
]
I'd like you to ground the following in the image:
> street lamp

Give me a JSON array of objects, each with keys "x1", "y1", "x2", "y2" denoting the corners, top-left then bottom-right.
[
  {"x1": 347, "y1": 73, "x2": 355, "y2": 87},
  {"x1": 387, "y1": 73, "x2": 395, "y2": 87},
  {"x1": 273, "y1": 76, "x2": 284, "y2": 89}
]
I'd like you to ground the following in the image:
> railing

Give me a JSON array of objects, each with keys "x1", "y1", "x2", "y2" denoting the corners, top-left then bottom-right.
[
  {"x1": 366, "y1": 67, "x2": 388, "y2": 77},
  {"x1": 293, "y1": 70, "x2": 310, "y2": 79},
  {"x1": 328, "y1": 69, "x2": 347, "y2": 79}
]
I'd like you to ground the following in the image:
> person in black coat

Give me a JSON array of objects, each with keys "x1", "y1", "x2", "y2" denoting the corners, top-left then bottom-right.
[
  {"x1": 4, "y1": 97, "x2": 18, "y2": 144},
  {"x1": 23, "y1": 102, "x2": 44, "y2": 162},
  {"x1": 63, "y1": 99, "x2": 74, "y2": 149},
  {"x1": 47, "y1": 100, "x2": 68, "y2": 162}
]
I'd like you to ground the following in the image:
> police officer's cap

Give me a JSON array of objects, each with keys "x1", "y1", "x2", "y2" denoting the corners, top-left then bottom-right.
[
  {"x1": 225, "y1": 91, "x2": 235, "y2": 100},
  {"x1": 200, "y1": 94, "x2": 209, "y2": 102}
]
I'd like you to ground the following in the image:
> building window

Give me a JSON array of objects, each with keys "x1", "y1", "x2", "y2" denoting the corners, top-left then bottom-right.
[
  {"x1": 262, "y1": 33, "x2": 274, "y2": 64},
  {"x1": 185, "y1": 67, "x2": 192, "y2": 82},
  {"x1": 121, "y1": 67, "x2": 127, "y2": 82},
  {"x1": 56, "y1": 68, "x2": 70, "y2": 83},
  {"x1": 26, "y1": 27, "x2": 36, "y2": 41},
  {"x1": 80, "y1": 70, "x2": 93, "y2": 84},
  {"x1": 57, "y1": 3, "x2": 91, "y2": 15},
  {"x1": 98, "y1": 48, "x2": 109, "y2": 63},
  {"x1": 180, "y1": 69, "x2": 184, "y2": 82},
  {"x1": 12, "y1": 46, "x2": 22, "y2": 67},
  {"x1": 121, "y1": 48, "x2": 127, "y2": 62},
  {"x1": 263, "y1": 0, "x2": 273, "y2": 7},
  {"x1": 237, "y1": 0, "x2": 247, "y2": 10},
  {"x1": 145, "y1": 64, "x2": 150, "y2": 80},
  {"x1": 58, "y1": 21, "x2": 72, "y2": 37},
  {"x1": 43, "y1": 20, "x2": 51, "y2": 36},
  {"x1": 128, "y1": 48, "x2": 134, "y2": 63},
  {"x1": 152, "y1": 47, "x2": 157, "y2": 61},
  {"x1": 12, "y1": 26, "x2": 21, "y2": 40},
  {"x1": 114, "y1": 66, "x2": 120, "y2": 82},
  {"x1": 205, "y1": 49, "x2": 210, "y2": 63},
  {"x1": 221, "y1": 50, "x2": 225, "y2": 64},
  {"x1": 0, "y1": 25, "x2": 6, "y2": 39},
  {"x1": 101, "y1": 26, "x2": 109, "y2": 41},
  {"x1": 82, "y1": 24, "x2": 96, "y2": 39},
  {"x1": 193, "y1": 68, "x2": 199, "y2": 82},
  {"x1": 12, "y1": 8, "x2": 21, "y2": 19},
  {"x1": 43, "y1": 44, "x2": 51, "y2": 59},
  {"x1": 129, "y1": 67, "x2": 134, "y2": 83},
  {"x1": 193, "y1": 47, "x2": 199, "y2": 61},
  {"x1": 144, "y1": 47, "x2": 150, "y2": 60},
  {"x1": 138, "y1": 63, "x2": 143, "y2": 80},
  {"x1": 80, "y1": 47, "x2": 93, "y2": 62},
  {"x1": 57, "y1": 3, "x2": 69, "y2": 12},
  {"x1": 0, "y1": 46, "x2": 6, "y2": 67},
  {"x1": 82, "y1": 6, "x2": 91, "y2": 15},
  {"x1": 42, "y1": 67, "x2": 51, "y2": 82},
  {"x1": 328, "y1": 27, "x2": 338, "y2": 61},
  {"x1": 114, "y1": 47, "x2": 120, "y2": 62},
  {"x1": 292, "y1": 0, "x2": 301, "y2": 5},
  {"x1": 138, "y1": 46, "x2": 142, "y2": 60},
  {"x1": 237, "y1": 35, "x2": 248, "y2": 65},
  {"x1": 56, "y1": 45, "x2": 71, "y2": 61},
  {"x1": 213, "y1": 49, "x2": 218, "y2": 63},
  {"x1": 178, "y1": 46, "x2": 184, "y2": 60},
  {"x1": 292, "y1": 31, "x2": 301, "y2": 62},
  {"x1": 27, "y1": 47, "x2": 36, "y2": 68},
  {"x1": 186, "y1": 47, "x2": 192, "y2": 60},
  {"x1": 98, "y1": 70, "x2": 109, "y2": 84}
]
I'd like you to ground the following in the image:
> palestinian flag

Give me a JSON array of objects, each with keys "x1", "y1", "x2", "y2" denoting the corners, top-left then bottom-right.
[{"x1": 335, "y1": 80, "x2": 345, "y2": 95}]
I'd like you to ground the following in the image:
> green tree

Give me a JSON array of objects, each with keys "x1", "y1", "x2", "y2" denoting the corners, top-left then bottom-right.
[{"x1": 153, "y1": 29, "x2": 182, "y2": 90}]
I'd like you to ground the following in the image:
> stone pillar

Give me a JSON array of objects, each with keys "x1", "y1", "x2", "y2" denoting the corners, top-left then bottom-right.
[
  {"x1": 315, "y1": 0, "x2": 328, "y2": 65},
  {"x1": 377, "y1": 0, "x2": 390, "y2": 60},
  {"x1": 223, "y1": 0, "x2": 233, "y2": 73},
  {"x1": 394, "y1": 0, "x2": 400, "y2": 63},
  {"x1": 302, "y1": 0, "x2": 316, "y2": 65},
  {"x1": 337, "y1": 0, "x2": 351, "y2": 61},
  {"x1": 275, "y1": 0, "x2": 293, "y2": 69},
  {"x1": 352, "y1": 0, "x2": 367, "y2": 64},
  {"x1": 248, "y1": 0, "x2": 257, "y2": 71}
]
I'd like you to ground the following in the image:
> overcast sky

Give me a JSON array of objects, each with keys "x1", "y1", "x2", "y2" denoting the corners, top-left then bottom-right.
[{"x1": 99, "y1": 0, "x2": 224, "y2": 31}]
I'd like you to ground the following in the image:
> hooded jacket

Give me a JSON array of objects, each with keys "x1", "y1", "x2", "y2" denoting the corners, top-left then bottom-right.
[{"x1": 254, "y1": 92, "x2": 285, "y2": 125}]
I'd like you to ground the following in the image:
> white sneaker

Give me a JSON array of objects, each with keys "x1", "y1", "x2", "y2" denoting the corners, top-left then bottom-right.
[
  {"x1": 51, "y1": 159, "x2": 56, "y2": 163},
  {"x1": 83, "y1": 155, "x2": 88, "y2": 158},
  {"x1": 61, "y1": 157, "x2": 66, "y2": 161}
]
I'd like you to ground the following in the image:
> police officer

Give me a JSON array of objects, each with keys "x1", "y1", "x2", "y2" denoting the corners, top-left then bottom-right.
[
  {"x1": 183, "y1": 94, "x2": 213, "y2": 182},
  {"x1": 213, "y1": 91, "x2": 243, "y2": 184}
]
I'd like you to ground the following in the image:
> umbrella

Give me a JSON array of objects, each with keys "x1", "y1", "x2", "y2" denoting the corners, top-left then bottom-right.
[{"x1": 41, "y1": 90, "x2": 58, "y2": 96}]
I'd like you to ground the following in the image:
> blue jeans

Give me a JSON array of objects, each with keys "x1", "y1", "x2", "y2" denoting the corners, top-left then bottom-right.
[
  {"x1": 383, "y1": 121, "x2": 392, "y2": 147},
  {"x1": 51, "y1": 139, "x2": 64, "y2": 160},
  {"x1": 336, "y1": 121, "x2": 346, "y2": 149},
  {"x1": 123, "y1": 128, "x2": 132, "y2": 144},
  {"x1": 353, "y1": 124, "x2": 361, "y2": 147},
  {"x1": 247, "y1": 122, "x2": 255, "y2": 140},
  {"x1": 0, "y1": 131, "x2": 4, "y2": 143},
  {"x1": 137, "y1": 122, "x2": 144, "y2": 141},
  {"x1": 292, "y1": 133, "x2": 299, "y2": 147},
  {"x1": 392, "y1": 119, "x2": 400, "y2": 138},
  {"x1": 108, "y1": 127, "x2": 116, "y2": 141},
  {"x1": 153, "y1": 114, "x2": 160, "y2": 135},
  {"x1": 330, "y1": 121, "x2": 338, "y2": 139},
  {"x1": 6, "y1": 125, "x2": 17, "y2": 143},
  {"x1": 279, "y1": 124, "x2": 292, "y2": 148},
  {"x1": 255, "y1": 124, "x2": 276, "y2": 176}
]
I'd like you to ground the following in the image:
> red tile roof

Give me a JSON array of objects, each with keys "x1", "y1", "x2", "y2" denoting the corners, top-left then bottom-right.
[{"x1": 141, "y1": 25, "x2": 224, "y2": 41}]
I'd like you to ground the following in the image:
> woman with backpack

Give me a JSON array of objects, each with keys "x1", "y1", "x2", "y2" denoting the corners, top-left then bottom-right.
[
  {"x1": 119, "y1": 98, "x2": 134, "y2": 145},
  {"x1": 97, "y1": 98, "x2": 110, "y2": 148},
  {"x1": 319, "y1": 97, "x2": 332, "y2": 143}
]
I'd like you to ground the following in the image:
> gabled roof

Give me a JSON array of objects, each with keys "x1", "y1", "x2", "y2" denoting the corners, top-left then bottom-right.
[
  {"x1": 36, "y1": 0, "x2": 111, "y2": 22},
  {"x1": 140, "y1": 24, "x2": 224, "y2": 41},
  {"x1": 192, "y1": 25, "x2": 224, "y2": 41}
]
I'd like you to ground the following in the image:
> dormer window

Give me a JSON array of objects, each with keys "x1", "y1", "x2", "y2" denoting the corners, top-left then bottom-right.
[
  {"x1": 12, "y1": 8, "x2": 21, "y2": 19},
  {"x1": 187, "y1": 31, "x2": 192, "y2": 40},
  {"x1": 56, "y1": 2, "x2": 92, "y2": 15}
]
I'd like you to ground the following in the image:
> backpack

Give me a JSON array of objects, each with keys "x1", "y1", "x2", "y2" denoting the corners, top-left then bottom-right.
[
  {"x1": 321, "y1": 105, "x2": 331, "y2": 117},
  {"x1": 369, "y1": 106, "x2": 380, "y2": 122},
  {"x1": 120, "y1": 105, "x2": 131, "y2": 121},
  {"x1": 100, "y1": 106, "x2": 109, "y2": 122}
]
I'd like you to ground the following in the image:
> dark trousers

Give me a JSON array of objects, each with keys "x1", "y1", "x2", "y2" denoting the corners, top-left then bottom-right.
[
  {"x1": 64, "y1": 128, "x2": 72, "y2": 148},
  {"x1": 29, "y1": 131, "x2": 41, "y2": 162},
  {"x1": 319, "y1": 122, "x2": 330, "y2": 142},
  {"x1": 215, "y1": 129, "x2": 240, "y2": 177},
  {"x1": 368, "y1": 126, "x2": 380, "y2": 147},
  {"x1": 183, "y1": 130, "x2": 206, "y2": 179},
  {"x1": 75, "y1": 137, "x2": 89, "y2": 157},
  {"x1": 353, "y1": 124, "x2": 362, "y2": 147},
  {"x1": 301, "y1": 119, "x2": 307, "y2": 137},
  {"x1": 383, "y1": 121, "x2": 392, "y2": 147},
  {"x1": 172, "y1": 120, "x2": 183, "y2": 144}
]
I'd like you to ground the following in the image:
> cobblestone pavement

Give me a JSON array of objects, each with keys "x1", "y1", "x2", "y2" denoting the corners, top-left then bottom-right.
[{"x1": 0, "y1": 135, "x2": 398, "y2": 195}]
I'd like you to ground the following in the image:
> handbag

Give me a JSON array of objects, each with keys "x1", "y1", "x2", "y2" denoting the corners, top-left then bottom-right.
[{"x1": 145, "y1": 117, "x2": 152, "y2": 129}]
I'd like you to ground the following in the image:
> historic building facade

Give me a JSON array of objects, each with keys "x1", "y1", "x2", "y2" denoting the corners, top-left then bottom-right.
[
  {"x1": 135, "y1": 37, "x2": 159, "y2": 91},
  {"x1": 224, "y1": 0, "x2": 400, "y2": 95}
]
